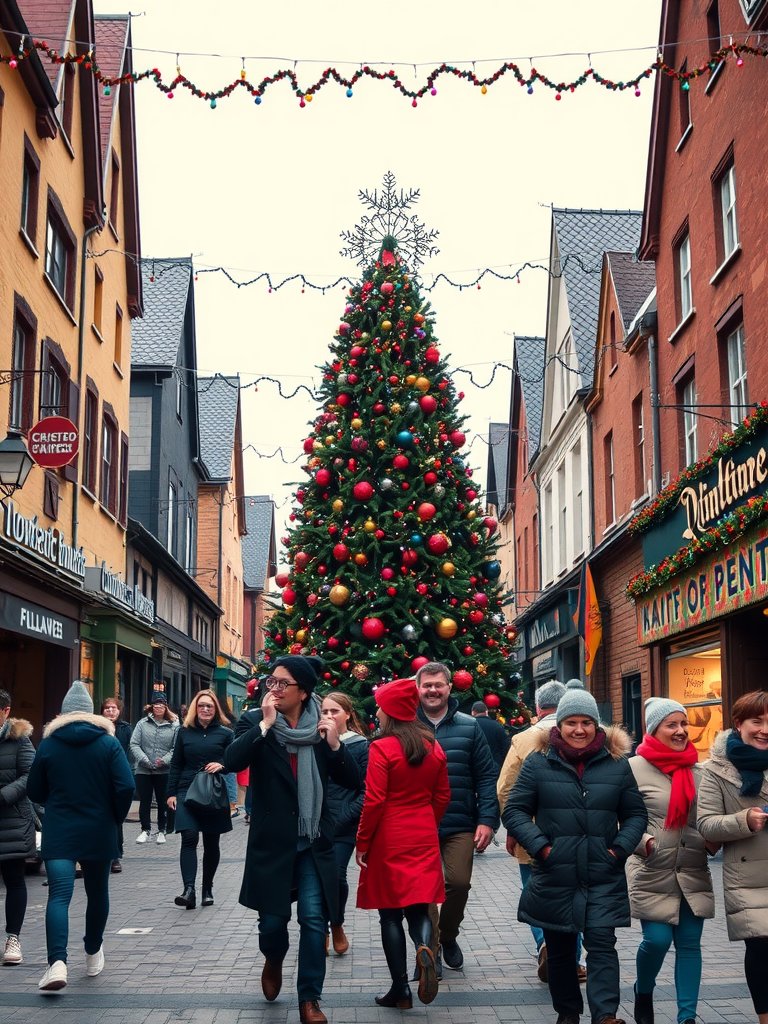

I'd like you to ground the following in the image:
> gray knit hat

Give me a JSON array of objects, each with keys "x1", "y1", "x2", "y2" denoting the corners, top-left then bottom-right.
[
  {"x1": 534, "y1": 680, "x2": 567, "y2": 711},
  {"x1": 644, "y1": 697, "x2": 686, "y2": 736},
  {"x1": 566, "y1": 678, "x2": 585, "y2": 689},
  {"x1": 61, "y1": 680, "x2": 93, "y2": 715},
  {"x1": 556, "y1": 687, "x2": 600, "y2": 725}
]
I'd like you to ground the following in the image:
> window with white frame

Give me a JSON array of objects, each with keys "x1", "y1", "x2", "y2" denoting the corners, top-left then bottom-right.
[
  {"x1": 719, "y1": 163, "x2": 738, "y2": 260},
  {"x1": 604, "y1": 431, "x2": 616, "y2": 525},
  {"x1": 167, "y1": 480, "x2": 177, "y2": 554},
  {"x1": 682, "y1": 378, "x2": 698, "y2": 464},
  {"x1": 557, "y1": 462, "x2": 567, "y2": 571},
  {"x1": 557, "y1": 332, "x2": 577, "y2": 415},
  {"x1": 727, "y1": 325, "x2": 748, "y2": 426},
  {"x1": 543, "y1": 482, "x2": 553, "y2": 583},
  {"x1": 572, "y1": 443, "x2": 583, "y2": 555},
  {"x1": 678, "y1": 233, "x2": 692, "y2": 321}
]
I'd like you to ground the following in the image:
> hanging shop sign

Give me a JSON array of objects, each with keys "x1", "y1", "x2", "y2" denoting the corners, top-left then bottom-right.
[
  {"x1": 637, "y1": 520, "x2": 768, "y2": 645},
  {"x1": 526, "y1": 592, "x2": 578, "y2": 653},
  {"x1": 84, "y1": 562, "x2": 155, "y2": 623},
  {"x1": 28, "y1": 416, "x2": 79, "y2": 469},
  {"x1": 0, "y1": 592, "x2": 78, "y2": 647},
  {"x1": 532, "y1": 649, "x2": 557, "y2": 679},
  {"x1": 2, "y1": 500, "x2": 86, "y2": 581}
]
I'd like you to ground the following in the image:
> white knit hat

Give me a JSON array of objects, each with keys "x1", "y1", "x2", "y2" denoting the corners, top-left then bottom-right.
[{"x1": 644, "y1": 697, "x2": 686, "y2": 736}]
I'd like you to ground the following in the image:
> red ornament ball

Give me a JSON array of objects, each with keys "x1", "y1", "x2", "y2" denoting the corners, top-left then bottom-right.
[
  {"x1": 424, "y1": 346, "x2": 440, "y2": 364},
  {"x1": 392, "y1": 454, "x2": 410, "y2": 470},
  {"x1": 282, "y1": 588, "x2": 297, "y2": 606},
  {"x1": 274, "y1": 571, "x2": 290, "y2": 588},
  {"x1": 353, "y1": 481, "x2": 375, "y2": 501},
  {"x1": 294, "y1": 551, "x2": 310, "y2": 570},
  {"x1": 315, "y1": 468, "x2": 331, "y2": 487},
  {"x1": 452, "y1": 670, "x2": 473, "y2": 691},
  {"x1": 423, "y1": 471, "x2": 438, "y2": 486},
  {"x1": 419, "y1": 394, "x2": 438, "y2": 414},
  {"x1": 411, "y1": 656, "x2": 430, "y2": 672},
  {"x1": 417, "y1": 502, "x2": 437, "y2": 521},
  {"x1": 381, "y1": 567, "x2": 396, "y2": 580},
  {"x1": 449, "y1": 430, "x2": 466, "y2": 448},
  {"x1": 380, "y1": 281, "x2": 395, "y2": 296},
  {"x1": 426, "y1": 533, "x2": 450, "y2": 556},
  {"x1": 473, "y1": 592, "x2": 489, "y2": 607},
  {"x1": 361, "y1": 617, "x2": 386, "y2": 641},
  {"x1": 332, "y1": 543, "x2": 350, "y2": 562},
  {"x1": 484, "y1": 693, "x2": 501, "y2": 709}
]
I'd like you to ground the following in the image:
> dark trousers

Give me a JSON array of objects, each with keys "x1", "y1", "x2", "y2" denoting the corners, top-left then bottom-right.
[
  {"x1": 135, "y1": 773, "x2": 169, "y2": 833},
  {"x1": 745, "y1": 936, "x2": 768, "y2": 1014},
  {"x1": 258, "y1": 849, "x2": 327, "y2": 1001},
  {"x1": 331, "y1": 838, "x2": 355, "y2": 927},
  {"x1": 379, "y1": 905, "x2": 432, "y2": 987},
  {"x1": 1, "y1": 858, "x2": 27, "y2": 935},
  {"x1": 544, "y1": 927, "x2": 620, "y2": 1023},
  {"x1": 179, "y1": 830, "x2": 221, "y2": 889}
]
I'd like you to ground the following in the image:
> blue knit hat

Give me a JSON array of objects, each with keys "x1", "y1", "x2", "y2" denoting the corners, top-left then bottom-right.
[{"x1": 556, "y1": 688, "x2": 600, "y2": 725}]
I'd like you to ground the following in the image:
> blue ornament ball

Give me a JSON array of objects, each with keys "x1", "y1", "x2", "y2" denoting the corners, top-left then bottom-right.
[
  {"x1": 396, "y1": 430, "x2": 414, "y2": 447},
  {"x1": 483, "y1": 560, "x2": 502, "y2": 579},
  {"x1": 410, "y1": 533, "x2": 423, "y2": 546}
]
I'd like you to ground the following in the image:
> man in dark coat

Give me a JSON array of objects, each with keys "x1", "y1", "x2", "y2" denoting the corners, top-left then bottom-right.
[
  {"x1": 415, "y1": 661, "x2": 499, "y2": 973},
  {"x1": 224, "y1": 656, "x2": 361, "y2": 1024},
  {"x1": 470, "y1": 701, "x2": 510, "y2": 775}
]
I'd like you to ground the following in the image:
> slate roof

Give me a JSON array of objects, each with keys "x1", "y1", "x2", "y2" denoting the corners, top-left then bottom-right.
[
  {"x1": 486, "y1": 423, "x2": 510, "y2": 514},
  {"x1": 242, "y1": 496, "x2": 276, "y2": 591},
  {"x1": 606, "y1": 251, "x2": 657, "y2": 333},
  {"x1": 17, "y1": 0, "x2": 73, "y2": 88},
  {"x1": 94, "y1": 15, "x2": 128, "y2": 165},
  {"x1": 197, "y1": 375, "x2": 240, "y2": 481},
  {"x1": 515, "y1": 335, "x2": 546, "y2": 463},
  {"x1": 131, "y1": 258, "x2": 192, "y2": 367},
  {"x1": 552, "y1": 209, "x2": 642, "y2": 381}
]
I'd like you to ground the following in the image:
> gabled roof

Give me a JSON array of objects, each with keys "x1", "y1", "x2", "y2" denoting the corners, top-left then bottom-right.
[
  {"x1": 552, "y1": 209, "x2": 642, "y2": 381},
  {"x1": 93, "y1": 15, "x2": 127, "y2": 164},
  {"x1": 17, "y1": 0, "x2": 72, "y2": 89},
  {"x1": 1, "y1": 0, "x2": 59, "y2": 136},
  {"x1": 242, "y1": 496, "x2": 276, "y2": 591},
  {"x1": 515, "y1": 335, "x2": 546, "y2": 461},
  {"x1": 606, "y1": 251, "x2": 656, "y2": 333},
  {"x1": 486, "y1": 423, "x2": 510, "y2": 513},
  {"x1": 197, "y1": 375, "x2": 240, "y2": 482},
  {"x1": 132, "y1": 258, "x2": 192, "y2": 368}
]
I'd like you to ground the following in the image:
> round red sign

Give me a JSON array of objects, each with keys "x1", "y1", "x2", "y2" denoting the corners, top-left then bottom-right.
[{"x1": 28, "y1": 416, "x2": 79, "y2": 469}]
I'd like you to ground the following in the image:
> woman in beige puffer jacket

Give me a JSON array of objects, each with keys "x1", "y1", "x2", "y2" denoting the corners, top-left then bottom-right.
[
  {"x1": 697, "y1": 690, "x2": 768, "y2": 1024},
  {"x1": 628, "y1": 698, "x2": 715, "y2": 1024}
]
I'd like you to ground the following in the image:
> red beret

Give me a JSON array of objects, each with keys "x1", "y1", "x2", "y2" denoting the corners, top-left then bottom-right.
[{"x1": 375, "y1": 678, "x2": 419, "y2": 722}]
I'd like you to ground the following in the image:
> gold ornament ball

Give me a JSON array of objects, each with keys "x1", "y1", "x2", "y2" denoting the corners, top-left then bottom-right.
[
  {"x1": 354, "y1": 553, "x2": 368, "y2": 566},
  {"x1": 325, "y1": 435, "x2": 334, "y2": 446},
  {"x1": 364, "y1": 519, "x2": 376, "y2": 532},
  {"x1": 295, "y1": 629, "x2": 307, "y2": 643},
  {"x1": 313, "y1": 441, "x2": 323, "y2": 451},
  {"x1": 467, "y1": 510, "x2": 477, "y2": 520},
  {"x1": 332, "y1": 499, "x2": 344, "y2": 513},
  {"x1": 351, "y1": 417, "x2": 363, "y2": 430},
  {"x1": 436, "y1": 617, "x2": 458, "y2": 639},
  {"x1": 308, "y1": 456, "x2": 321, "y2": 468},
  {"x1": 381, "y1": 320, "x2": 392, "y2": 332},
  {"x1": 329, "y1": 585, "x2": 351, "y2": 607},
  {"x1": 405, "y1": 374, "x2": 417, "y2": 386},
  {"x1": 442, "y1": 561, "x2": 456, "y2": 576},
  {"x1": 352, "y1": 663, "x2": 370, "y2": 681},
  {"x1": 415, "y1": 376, "x2": 431, "y2": 393}
]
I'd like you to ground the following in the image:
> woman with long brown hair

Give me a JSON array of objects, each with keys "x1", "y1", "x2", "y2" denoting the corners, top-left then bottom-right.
[
  {"x1": 320, "y1": 692, "x2": 368, "y2": 955},
  {"x1": 167, "y1": 689, "x2": 233, "y2": 909},
  {"x1": 355, "y1": 678, "x2": 450, "y2": 1008}
]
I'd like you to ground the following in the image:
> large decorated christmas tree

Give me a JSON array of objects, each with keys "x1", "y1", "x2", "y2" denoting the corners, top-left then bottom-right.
[{"x1": 260, "y1": 175, "x2": 529, "y2": 725}]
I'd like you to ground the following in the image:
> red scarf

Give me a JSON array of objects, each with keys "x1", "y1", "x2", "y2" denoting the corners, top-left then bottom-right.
[
  {"x1": 635, "y1": 734, "x2": 698, "y2": 829},
  {"x1": 549, "y1": 727, "x2": 606, "y2": 778}
]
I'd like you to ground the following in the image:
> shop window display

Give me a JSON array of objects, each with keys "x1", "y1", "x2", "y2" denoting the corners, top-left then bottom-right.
[{"x1": 666, "y1": 641, "x2": 723, "y2": 758}]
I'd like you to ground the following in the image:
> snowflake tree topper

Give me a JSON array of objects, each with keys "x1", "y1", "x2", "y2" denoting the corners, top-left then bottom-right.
[{"x1": 339, "y1": 171, "x2": 440, "y2": 270}]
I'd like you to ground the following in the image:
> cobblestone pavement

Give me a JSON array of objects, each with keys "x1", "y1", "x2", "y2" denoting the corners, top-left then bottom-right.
[{"x1": 1, "y1": 809, "x2": 755, "y2": 1024}]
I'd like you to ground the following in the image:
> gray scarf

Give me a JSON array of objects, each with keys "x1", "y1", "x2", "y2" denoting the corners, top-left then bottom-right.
[{"x1": 270, "y1": 695, "x2": 323, "y2": 840}]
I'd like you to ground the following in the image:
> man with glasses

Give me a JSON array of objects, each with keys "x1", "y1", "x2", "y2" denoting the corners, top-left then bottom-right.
[
  {"x1": 225, "y1": 655, "x2": 361, "y2": 1024},
  {"x1": 415, "y1": 661, "x2": 499, "y2": 974}
]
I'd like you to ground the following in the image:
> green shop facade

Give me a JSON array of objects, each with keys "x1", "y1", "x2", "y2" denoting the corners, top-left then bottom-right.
[{"x1": 629, "y1": 407, "x2": 768, "y2": 758}]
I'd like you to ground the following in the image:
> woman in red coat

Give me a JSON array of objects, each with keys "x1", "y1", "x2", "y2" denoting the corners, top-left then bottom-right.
[{"x1": 356, "y1": 678, "x2": 450, "y2": 1009}]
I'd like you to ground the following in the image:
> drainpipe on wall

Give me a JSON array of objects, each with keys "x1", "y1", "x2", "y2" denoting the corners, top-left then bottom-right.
[
  {"x1": 647, "y1": 329, "x2": 662, "y2": 495},
  {"x1": 217, "y1": 484, "x2": 225, "y2": 612},
  {"x1": 72, "y1": 220, "x2": 102, "y2": 549}
]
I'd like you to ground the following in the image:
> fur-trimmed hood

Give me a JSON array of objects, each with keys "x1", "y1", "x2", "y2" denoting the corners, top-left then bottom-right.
[
  {"x1": 43, "y1": 712, "x2": 115, "y2": 741},
  {"x1": 528, "y1": 723, "x2": 633, "y2": 760},
  {"x1": 0, "y1": 717, "x2": 33, "y2": 742},
  {"x1": 704, "y1": 728, "x2": 768, "y2": 789}
]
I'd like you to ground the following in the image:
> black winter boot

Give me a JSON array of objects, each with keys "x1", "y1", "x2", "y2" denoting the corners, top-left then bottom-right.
[
  {"x1": 633, "y1": 985, "x2": 654, "y2": 1024},
  {"x1": 174, "y1": 885, "x2": 196, "y2": 909}
]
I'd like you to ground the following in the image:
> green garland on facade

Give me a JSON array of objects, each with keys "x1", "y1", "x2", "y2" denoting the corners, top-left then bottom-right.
[
  {"x1": 628, "y1": 402, "x2": 768, "y2": 536},
  {"x1": 626, "y1": 492, "x2": 768, "y2": 600}
]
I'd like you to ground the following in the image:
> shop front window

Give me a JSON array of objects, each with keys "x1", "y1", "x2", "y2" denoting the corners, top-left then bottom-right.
[
  {"x1": 79, "y1": 640, "x2": 96, "y2": 687},
  {"x1": 666, "y1": 637, "x2": 723, "y2": 759}
]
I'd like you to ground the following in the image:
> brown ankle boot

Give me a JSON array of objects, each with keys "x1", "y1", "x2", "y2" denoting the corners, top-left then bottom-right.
[
  {"x1": 299, "y1": 999, "x2": 327, "y2": 1023},
  {"x1": 331, "y1": 924, "x2": 349, "y2": 955},
  {"x1": 261, "y1": 958, "x2": 283, "y2": 1001}
]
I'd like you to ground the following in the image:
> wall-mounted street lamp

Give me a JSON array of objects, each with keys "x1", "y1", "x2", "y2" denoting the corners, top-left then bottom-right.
[{"x1": 0, "y1": 433, "x2": 35, "y2": 501}]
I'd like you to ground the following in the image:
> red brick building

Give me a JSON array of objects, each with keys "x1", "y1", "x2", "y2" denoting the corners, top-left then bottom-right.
[{"x1": 632, "y1": 0, "x2": 768, "y2": 750}]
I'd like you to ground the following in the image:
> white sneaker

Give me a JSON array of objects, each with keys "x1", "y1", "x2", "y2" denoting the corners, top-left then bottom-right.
[
  {"x1": 135, "y1": 830, "x2": 150, "y2": 844},
  {"x1": 39, "y1": 960, "x2": 67, "y2": 991},
  {"x1": 3, "y1": 934, "x2": 22, "y2": 964},
  {"x1": 156, "y1": 831, "x2": 166, "y2": 844},
  {"x1": 86, "y1": 946, "x2": 105, "y2": 977}
]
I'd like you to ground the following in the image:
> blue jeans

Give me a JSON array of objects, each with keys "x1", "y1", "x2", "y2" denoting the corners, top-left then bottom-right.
[
  {"x1": 519, "y1": 863, "x2": 583, "y2": 962},
  {"x1": 224, "y1": 772, "x2": 237, "y2": 804},
  {"x1": 331, "y1": 839, "x2": 355, "y2": 926},
  {"x1": 44, "y1": 859, "x2": 111, "y2": 965},
  {"x1": 636, "y1": 897, "x2": 704, "y2": 1023},
  {"x1": 258, "y1": 849, "x2": 328, "y2": 1001}
]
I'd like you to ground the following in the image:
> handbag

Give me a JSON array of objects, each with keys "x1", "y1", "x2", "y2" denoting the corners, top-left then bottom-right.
[{"x1": 183, "y1": 770, "x2": 229, "y2": 814}]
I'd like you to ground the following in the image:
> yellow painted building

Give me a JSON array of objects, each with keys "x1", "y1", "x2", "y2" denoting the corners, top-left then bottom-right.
[{"x1": 0, "y1": 2, "x2": 147, "y2": 733}]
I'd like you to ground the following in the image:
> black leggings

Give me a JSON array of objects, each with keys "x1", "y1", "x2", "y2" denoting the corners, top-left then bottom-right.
[
  {"x1": 136, "y1": 773, "x2": 169, "y2": 833},
  {"x1": 745, "y1": 936, "x2": 768, "y2": 1014},
  {"x1": 179, "y1": 830, "x2": 220, "y2": 889},
  {"x1": 378, "y1": 905, "x2": 432, "y2": 984},
  {"x1": 0, "y1": 858, "x2": 27, "y2": 936}
]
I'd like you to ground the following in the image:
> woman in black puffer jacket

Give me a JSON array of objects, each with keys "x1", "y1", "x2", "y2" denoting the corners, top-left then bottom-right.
[
  {"x1": 503, "y1": 689, "x2": 647, "y2": 1024},
  {"x1": 320, "y1": 693, "x2": 369, "y2": 955},
  {"x1": 167, "y1": 690, "x2": 233, "y2": 910},
  {"x1": 0, "y1": 689, "x2": 35, "y2": 966}
]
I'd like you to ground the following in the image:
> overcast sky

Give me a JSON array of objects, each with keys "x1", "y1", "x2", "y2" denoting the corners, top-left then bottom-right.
[{"x1": 93, "y1": 1, "x2": 663, "y2": 560}]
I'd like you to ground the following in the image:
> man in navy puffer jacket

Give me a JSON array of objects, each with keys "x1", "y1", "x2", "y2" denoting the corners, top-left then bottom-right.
[{"x1": 416, "y1": 662, "x2": 499, "y2": 973}]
